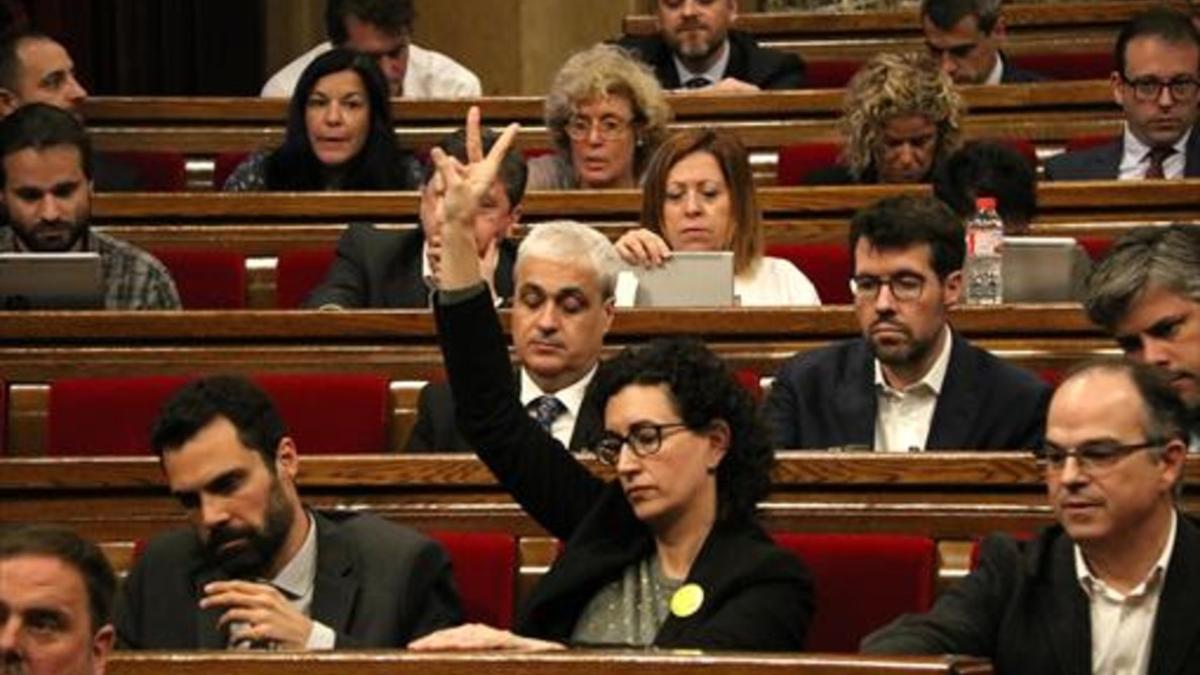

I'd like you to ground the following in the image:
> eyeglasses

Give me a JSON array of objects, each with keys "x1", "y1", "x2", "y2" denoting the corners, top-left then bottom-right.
[
  {"x1": 592, "y1": 422, "x2": 690, "y2": 466},
  {"x1": 1120, "y1": 74, "x2": 1200, "y2": 102},
  {"x1": 565, "y1": 115, "x2": 633, "y2": 141},
  {"x1": 1033, "y1": 439, "x2": 1164, "y2": 473},
  {"x1": 849, "y1": 273, "x2": 927, "y2": 302}
]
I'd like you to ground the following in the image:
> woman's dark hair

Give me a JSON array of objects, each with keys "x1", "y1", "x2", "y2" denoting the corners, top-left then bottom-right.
[
  {"x1": 592, "y1": 337, "x2": 773, "y2": 525},
  {"x1": 264, "y1": 47, "x2": 418, "y2": 191}
]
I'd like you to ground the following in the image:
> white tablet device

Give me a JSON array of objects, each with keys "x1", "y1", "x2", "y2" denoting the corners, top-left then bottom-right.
[{"x1": 616, "y1": 251, "x2": 735, "y2": 307}]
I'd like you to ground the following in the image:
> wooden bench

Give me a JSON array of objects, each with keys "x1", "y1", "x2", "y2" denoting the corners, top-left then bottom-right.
[
  {"x1": 81, "y1": 181, "x2": 1200, "y2": 307},
  {"x1": 622, "y1": 1, "x2": 1178, "y2": 61},
  {"x1": 81, "y1": 81, "x2": 1127, "y2": 186},
  {"x1": 0, "y1": 305, "x2": 1114, "y2": 454},
  {"x1": 105, "y1": 650, "x2": 996, "y2": 675}
]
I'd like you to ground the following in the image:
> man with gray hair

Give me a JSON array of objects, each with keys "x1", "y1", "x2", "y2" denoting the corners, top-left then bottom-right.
[
  {"x1": 920, "y1": 0, "x2": 1046, "y2": 85},
  {"x1": 864, "y1": 359, "x2": 1199, "y2": 671},
  {"x1": 407, "y1": 221, "x2": 619, "y2": 452},
  {"x1": 1085, "y1": 224, "x2": 1200, "y2": 446}
]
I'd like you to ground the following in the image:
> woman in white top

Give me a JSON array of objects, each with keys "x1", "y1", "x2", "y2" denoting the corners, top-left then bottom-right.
[{"x1": 615, "y1": 128, "x2": 821, "y2": 307}]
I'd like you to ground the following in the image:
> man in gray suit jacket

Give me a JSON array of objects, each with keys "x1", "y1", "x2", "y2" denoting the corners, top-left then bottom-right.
[
  {"x1": 1045, "y1": 7, "x2": 1200, "y2": 181},
  {"x1": 306, "y1": 126, "x2": 527, "y2": 308},
  {"x1": 407, "y1": 221, "x2": 619, "y2": 453},
  {"x1": 115, "y1": 376, "x2": 462, "y2": 650}
]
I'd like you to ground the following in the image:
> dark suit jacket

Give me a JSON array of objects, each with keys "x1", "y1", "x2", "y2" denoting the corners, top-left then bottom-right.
[
  {"x1": 763, "y1": 331, "x2": 1050, "y2": 450},
  {"x1": 304, "y1": 223, "x2": 517, "y2": 309},
  {"x1": 616, "y1": 30, "x2": 805, "y2": 90},
  {"x1": 1044, "y1": 127, "x2": 1200, "y2": 181},
  {"x1": 406, "y1": 366, "x2": 606, "y2": 452},
  {"x1": 998, "y1": 54, "x2": 1047, "y2": 84},
  {"x1": 862, "y1": 515, "x2": 1200, "y2": 675},
  {"x1": 435, "y1": 289, "x2": 814, "y2": 650},
  {"x1": 115, "y1": 510, "x2": 462, "y2": 649}
]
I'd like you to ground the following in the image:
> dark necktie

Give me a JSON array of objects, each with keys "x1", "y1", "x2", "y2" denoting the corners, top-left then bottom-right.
[
  {"x1": 527, "y1": 395, "x2": 566, "y2": 433},
  {"x1": 1144, "y1": 146, "x2": 1176, "y2": 179},
  {"x1": 683, "y1": 76, "x2": 711, "y2": 89}
]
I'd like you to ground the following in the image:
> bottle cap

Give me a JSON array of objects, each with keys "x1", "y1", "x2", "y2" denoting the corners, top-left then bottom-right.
[{"x1": 975, "y1": 197, "x2": 997, "y2": 210}]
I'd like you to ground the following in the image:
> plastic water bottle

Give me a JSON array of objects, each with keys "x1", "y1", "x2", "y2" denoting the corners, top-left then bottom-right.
[{"x1": 965, "y1": 197, "x2": 1004, "y2": 305}]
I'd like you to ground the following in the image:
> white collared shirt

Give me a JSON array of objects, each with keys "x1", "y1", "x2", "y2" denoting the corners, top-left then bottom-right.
[
  {"x1": 520, "y1": 363, "x2": 599, "y2": 449},
  {"x1": 1076, "y1": 511, "x2": 1177, "y2": 675},
  {"x1": 229, "y1": 512, "x2": 334, "y2": 649},
  {"x1": 1118, "y1": 125, "x2": 1190, "y2": 180},
  {"x1": 261, "y1": 42, "x2": 481, "y2": 99},
  {"x1": 873, "y1": 326, "x2": 953, "y2": 452},
  {"x1": 671, "y1": 39, "x2": 731, "y2": 89},
  {"x1": 984, "y1": 54, "x2": 1004, "y2": 85}
]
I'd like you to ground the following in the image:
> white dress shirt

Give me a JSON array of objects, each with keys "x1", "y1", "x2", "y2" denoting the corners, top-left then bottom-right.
[
  {"x1": 1118, "y1": 125, "x2": 1190, "y2": 180},
  {"x1": 735, "y1": 256, "x2": 823, "y2": 307},
  {"x1": 520, "y1": 363, "x2": 598, "y2": 449},
  {"x1": 984, "y1": 55, "x2": 1004, "y2": 85},
  {"x1": 261, "y1": 42, "x2": 481, "y2": 99},
  {"x1": 671, "y1": 39, "x2": 731, "y2": 89},
  {"x1": 873, "y1": 326, "x2": 953, "y2": 452},
  {"x1": 1076, "y1": 511, "x2": 1177, "y2": 675}
]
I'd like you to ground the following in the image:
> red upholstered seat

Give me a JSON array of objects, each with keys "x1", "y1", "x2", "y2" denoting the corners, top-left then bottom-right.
[
  {"x1": 805, "y1": 59, "x2": 863, "y2": 89},
  {"x1": 428, "y1": 531, "x2": 517, "y2": 628},
  {"x1": 103, "y1": 151, "x2": 187, "y2": 192},
  {"x1": 46, "y1": 374, "x2": 390, "y2": 455},
  {"x1": 734, "y1": 368, "x2": 763, "y2": 402},
  {"x1": 276, "y1": 248, "x2": 337, "y2": 308},
  {"x1": 776, "y1": 142, "x2": 843, "y2": 186},
  {"x1": 1065, "y1": 133, "x2": 1117, "y2": 153},
  {"x1": 150, "y1": 249, "x2": 246, "y2": 309},
  {"x1": 993, "y1": 137, "x2": 1039, "y2": 170},
  {"x1": 766, "y1": 242, "x2": 853, "y2": 304},
  {"x1": 1009, "y1": 51, "x2": 1114, "y2": 81},
  {"x1": 1077, "y1": 235, "x2": 1114, "y2": 263},
  {"x1": 213, "y1": 152, "x2": 251, "y2": 190},
  {"x1": 773, "y1": 533, "x2": 937, "y2": 652}
]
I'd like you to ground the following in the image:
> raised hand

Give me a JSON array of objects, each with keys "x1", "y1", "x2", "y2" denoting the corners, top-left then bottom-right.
[{"x1": 428, "y1": 106, "x2": 519, "y2": 291}]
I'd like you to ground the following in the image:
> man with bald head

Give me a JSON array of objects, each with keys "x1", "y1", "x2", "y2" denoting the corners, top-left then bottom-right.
[{"x1": 864, "y1": 360, "x2": 1200, "y2": 671}]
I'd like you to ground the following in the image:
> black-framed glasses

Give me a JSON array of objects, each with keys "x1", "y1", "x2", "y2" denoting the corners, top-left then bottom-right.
[
  {"x1": 1120, "y1": 74, "x2": 1200, "y2": 102},
  {"x1": 1033, "y1": 439, "x2": 1164, "y2": 473},
  {"x1": 592, "y1": 422, "x2": 690, "y2": 466},
  {"x1": 849, "y1": 273, "x2": 927, "y2": 302},
  {"x1": 565, "y1": 115, "x2": 634, "y2": 141}
]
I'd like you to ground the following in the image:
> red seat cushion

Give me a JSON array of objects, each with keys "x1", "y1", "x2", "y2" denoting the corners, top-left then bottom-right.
[
  {"x1": 1009, "y1": 51, "x2": 1114, "y2": 81},
  {"x1": 277, "y1": 248, "x2": 336, "y2": 309},
  {"x1": 47, "y1": 374, "x2": 390, "y2": 455},
  {"x1": 1077, "y1": 235, "x2": 1114, "y2": 263},
  {"x1": 805, "y1": 59, "x2": 863, "y2": 89},
  {"x1": 150, "y1": 249, "x2": 246, "y2": 309},
  {"x1": 993, "y1": 137, "x2": 1039, "y2": 170},
  {"x1": 428, "y1": 531, "x2": 517, "y2": 628},
  {"x1": 766, "y1": 242, "x2": 852, "y2": 304},
  {"x1": 773, "y1": 533, "x2": 937, "y2": 652},
  {"x1": 734, "y1": 368, "x2": 763, "y2": 402},
  {"x1": 104, "y1": 151, "x2": 187, "y2": 192},
  {"x1": 214, "y1": 152, "x2": 251, "y2": 190},
  {"x1": 1065, "y1": 133, "x2": 1118, "y2": 154},
  {"x1": 776, "y1": 142, "x2": 843, "y2": 186}
]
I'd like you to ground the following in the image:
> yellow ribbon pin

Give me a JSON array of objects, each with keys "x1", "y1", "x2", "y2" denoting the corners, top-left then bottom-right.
[{"x1": 670, "y1": 583, "x2": 704, "y2": 618}]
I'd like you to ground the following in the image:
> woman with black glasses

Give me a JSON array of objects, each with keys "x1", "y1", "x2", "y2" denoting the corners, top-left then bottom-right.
[{"x1": 408, "y1": 109, "x2": 813, "y2": 653}]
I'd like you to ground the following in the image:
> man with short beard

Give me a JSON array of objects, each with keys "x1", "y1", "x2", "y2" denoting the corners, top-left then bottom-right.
[
  {"x1": 0, "y1": 103, "x2": 179, "y2": 309},
  {"x1": 764, "y1": 195, "x2": 1049, "y2": 451},
  {"x1": 616, "y1": 0, "x2": 805, "y2": 92},
  {"x1": 114, "y1": 376, "x2": 462, "y2": 650}
]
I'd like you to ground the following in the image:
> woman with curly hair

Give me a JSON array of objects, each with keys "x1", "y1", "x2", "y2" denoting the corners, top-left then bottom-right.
[
  {"x1": 528, "y1": 43, "x2": 672, "y2": 190},
  {"x1": 409, "y1": 110, "x2": 813, "y2": 653},
  {"x1": 614, "y1": 128, "x2": 821, "y2": 306},
  {"x1": 224, "y1": 47, "x2": 420, "y2": 191},
  {"x1": 807, "y1": 52, "x2": 963, "y2": 185}
]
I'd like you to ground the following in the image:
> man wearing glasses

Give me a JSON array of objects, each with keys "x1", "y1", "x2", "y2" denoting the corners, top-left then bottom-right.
[
  {"x1": 863, "y1": 360, "x2": 1198, "y2": 671},
  {"x1": 919, "y1": 0, "x2": 1046, "y2": 85},
  {"x1": 1045, "y1": 7, "x2": 1200, "y2": 180},
  {"x1": 1085, "y1": 225, "x2": 1200, "y2": 451},
  {"x1": 763, "y1": 195, "x2": 1049, "y2": 451}
]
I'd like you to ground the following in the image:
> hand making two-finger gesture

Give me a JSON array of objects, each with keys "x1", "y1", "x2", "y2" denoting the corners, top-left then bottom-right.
[{"x1": 428, "y1": 107, "x2": 519, "y2": 292}]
